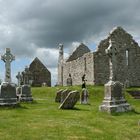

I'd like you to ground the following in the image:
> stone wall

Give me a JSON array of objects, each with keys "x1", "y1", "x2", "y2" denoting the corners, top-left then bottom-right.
[
  {"x1": 94, "y1": 27, "x2": 140, "y2": 86},
  {"x1": 59, "y1": 27, "x2": 140, "y2": 87},
  {"x1": 63, "y1": 52, "x2": 94, "y2": 86}
]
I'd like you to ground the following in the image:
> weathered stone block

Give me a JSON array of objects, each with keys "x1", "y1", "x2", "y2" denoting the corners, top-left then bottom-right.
[{"x1": 59, "y1": 91, "x2": 80, "y2": 109}]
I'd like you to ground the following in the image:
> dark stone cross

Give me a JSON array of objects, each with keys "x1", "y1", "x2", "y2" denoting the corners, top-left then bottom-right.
[{"x1": 106, "y1": 39, "x2": 118, "y2": 81}]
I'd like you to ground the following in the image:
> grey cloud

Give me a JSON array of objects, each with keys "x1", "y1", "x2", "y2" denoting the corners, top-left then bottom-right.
[{"x1": 0, "y1": 0, "x2": 140, "y2": 56}]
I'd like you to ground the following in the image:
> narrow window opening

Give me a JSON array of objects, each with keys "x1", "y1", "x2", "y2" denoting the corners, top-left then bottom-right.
[{"x1": 126, "y1": 50, "x2": 129, "y2": 66}]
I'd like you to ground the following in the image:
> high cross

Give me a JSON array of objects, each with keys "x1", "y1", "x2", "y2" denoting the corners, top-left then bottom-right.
[{"x1": 1, "y1": 48, "x2": 15, "y2": 83}]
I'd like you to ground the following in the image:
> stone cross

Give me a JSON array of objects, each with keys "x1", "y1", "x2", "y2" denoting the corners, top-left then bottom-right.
[
  {"x1": 1, "y1": 48, "x2": 15, "y2": 83},
  {"x1": 22, "y1": 66, "x2": 31, "y2": 85},
  {"x1": 16, "y1": 72, "x2": 22, "y2": 86},
  {"x1": 106, "y1": 39, "x2": 117, "y2": 81}
]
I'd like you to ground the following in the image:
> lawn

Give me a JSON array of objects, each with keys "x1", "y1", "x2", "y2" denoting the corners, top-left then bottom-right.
[{"x1": 0, "y1": 86, "x2": 140, "y2": 140}]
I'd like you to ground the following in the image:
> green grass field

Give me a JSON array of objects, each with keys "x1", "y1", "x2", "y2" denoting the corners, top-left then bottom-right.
[{"x1": 0, "y1": 86, "x2": 140, "y2": 140}]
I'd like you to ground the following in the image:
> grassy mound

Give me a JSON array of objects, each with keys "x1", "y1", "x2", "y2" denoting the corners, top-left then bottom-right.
[{"x1": 0, "y1": 86, "x2": 140, "y2": 140}]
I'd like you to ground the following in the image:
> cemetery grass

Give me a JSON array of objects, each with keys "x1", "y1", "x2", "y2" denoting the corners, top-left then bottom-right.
[{"x1": 0, "y1": 86, "x2": 140, "y2": 140}]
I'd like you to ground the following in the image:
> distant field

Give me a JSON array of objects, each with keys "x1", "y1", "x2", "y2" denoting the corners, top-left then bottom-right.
[{"x1": 0, "y1": 86, "x2": 140, "y2": 140}]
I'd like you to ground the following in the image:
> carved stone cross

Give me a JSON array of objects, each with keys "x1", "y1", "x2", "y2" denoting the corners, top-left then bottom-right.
[
  {"x1": 1, "y1": 48, "x2": 15, "y2": 83},
  {"x1": 106, "y1": 39, "x2": 117, "y2": 81},
  {"x1": 22, "y1": 66, "x2": 31, "y2": 85}
]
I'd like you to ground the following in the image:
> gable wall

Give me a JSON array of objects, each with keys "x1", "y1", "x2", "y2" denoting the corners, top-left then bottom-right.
[{"x1": 94, "y1": 29, "x2": 140, "y2": 86}]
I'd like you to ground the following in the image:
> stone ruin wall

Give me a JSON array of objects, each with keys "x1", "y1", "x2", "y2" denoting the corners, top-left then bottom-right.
[
  {"x1": 94, "y1": 28, "x2": 140, "y2": 86},
  {"x1": 61, "y1": 27, "x2": 140, "y2": 87},
  {"x1": 63, "y1": 52, "x2": 94, "y2": 86}
]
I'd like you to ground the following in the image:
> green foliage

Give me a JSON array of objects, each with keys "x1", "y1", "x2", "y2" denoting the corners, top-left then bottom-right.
[{"x1": 0, "y1": 86, "x2": 140, "y2": 140}]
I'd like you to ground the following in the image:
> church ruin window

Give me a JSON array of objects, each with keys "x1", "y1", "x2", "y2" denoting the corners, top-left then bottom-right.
[{"x1": 126, "y1": 50, "x2": 129, "y2": 66}]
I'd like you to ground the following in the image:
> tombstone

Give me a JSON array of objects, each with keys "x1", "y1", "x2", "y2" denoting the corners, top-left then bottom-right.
[
  {"x1": 80, "y1": 88, "x2": 89, "y2": 104},
  {"x1": 0, "y1": 48, "x2": 17, "y2": 105},
  {"x1": 55, "y1": 89, "x2": 64, "y2": 102},
  {"x1": 0, "y1": 82, "x2": 17, "y2": 105},
  {"x1": 99, "y1": 40, "x2": 131, "y2": 113},
  {"x1": 67, "y1": 74, "x2": 72, "y2": 86},
  {"x1": 59, "y1": 91, "x2": 80, "y2": 109},
  {"x1": 20, "y1": 67, "x2": 33, "y2": 102},
  {"x1": 60, "y1": 89, "x2": 71, "y2": 103},
  {"x1": 20, "y1": 85, "x2": 33, "y2": 102}
]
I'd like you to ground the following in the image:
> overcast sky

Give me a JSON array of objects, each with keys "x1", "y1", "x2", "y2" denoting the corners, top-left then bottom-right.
[{"x1": 0, "y1": 0, "x2": 140, "y2": 85}]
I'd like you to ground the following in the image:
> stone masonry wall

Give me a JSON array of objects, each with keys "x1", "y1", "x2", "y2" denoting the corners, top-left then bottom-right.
[
  {"x1": 63, "y1": 52, "x2": 94, "y2": 86},
  {"x1": 61, "y1": 27, "x2": 140, "y2": 87},
  {"x1": 94, "y1": 27, "x2": 140, "y2": 86}
]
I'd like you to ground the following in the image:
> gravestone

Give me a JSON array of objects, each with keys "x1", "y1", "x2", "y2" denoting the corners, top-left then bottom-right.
[
  {"x1": 55, "y1": 89, "x2": 64, "y2": 102},
  {"x1": 80, "y1": 88, "x2": 89, "y2": 104},
  {"x1": 20, "y1": 85, "x2": 33, "y2": 102},
  {"x1": 0, "y1": 82, "x2": 17, "y2": 105},
  {"x1": 0, "y1": 48, "x2": 17, "y2": 105},
  {"x1": 20, "y1": 67, "x2": 33, "y2": 102},
  {"x1": 61, "y1": 89, "x2": 71, "y2": 103},
  {"x1": 59, "y1": 91, "x2": 80, "y2": 109},
  {"x1": 99, "y1": 40, "x2": 131, "y2": 113}
]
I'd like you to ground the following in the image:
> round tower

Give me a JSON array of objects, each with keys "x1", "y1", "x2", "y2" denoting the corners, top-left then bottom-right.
[{"x1": 58, "y1": 44, "x2": 64, "y2": 86}]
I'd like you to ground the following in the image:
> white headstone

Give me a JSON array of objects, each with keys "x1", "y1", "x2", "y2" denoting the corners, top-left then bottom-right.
[{"x1": 1, "y1": 48, "x2": 15, "y2": 83}]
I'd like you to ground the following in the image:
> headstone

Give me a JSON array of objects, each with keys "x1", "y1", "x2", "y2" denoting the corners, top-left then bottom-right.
[
  {"x1": 0, "y1": 82, "x2": 17, "y2": 105},
  {"x1": 55, "y1": 89, "x2": 64, "y2": 102},
  {"x1": 66, "y1": 74, "x2": 72, "y2": 86},
  {"x1": 61, "y1": 89, "x2": 71, "y2": 103},
  {"x1": 19, "y1": 67, "x2": 33, "y2": 102},
  {"x1": 80, "y1": 88, "x2": 89, "y2": 104},
  {"x1": 1, "y1": 48, "x2": 15, "y2": 83},
  {"x1": 0, "y1": 48, "x2": 17, "y2": 106},
  {"x1": 59, "y1": 91, "x2": 80, "y2": 109},
  {"x1": 20, "y1": 85, "x2": 33, "y2": 102},
  {"x1": 99, "y1": 39, "x2": 131, "y2": 113}
]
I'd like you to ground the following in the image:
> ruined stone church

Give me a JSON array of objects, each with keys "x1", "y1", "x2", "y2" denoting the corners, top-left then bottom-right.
[
  {"x1": 58, "y1": 27, "x2": 140, "y2": 87},
  {"x1": 21, "y1": 57, "x2": 51, "y2": 87}
]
